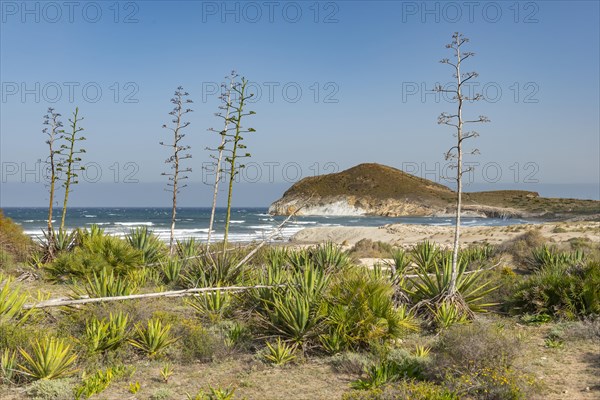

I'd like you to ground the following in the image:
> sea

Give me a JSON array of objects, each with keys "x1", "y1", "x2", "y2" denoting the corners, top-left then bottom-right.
[{"x1": 2, "y1": 207, "x2": 532, "y2": 243}]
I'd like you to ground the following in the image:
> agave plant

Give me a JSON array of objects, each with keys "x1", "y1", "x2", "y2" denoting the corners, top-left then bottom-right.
[
  {"x1": 187, "y1": 386, "x2": 237, "y2": 400},
  {"x1": 1, "y1": 349, "x2": 17, "y2": 384},
  {"x1": 184, "y1": 251, "x2": 243, "y2": 287},
  {"x1": 527, "y1": 245, "x2": 585, "y2": 270},
  {"x1": 80, "y1": 268, "x2": 138, "y2": 298},
  {"x1": 126, "y1": 227, "x2": 165, "y2": 265},
  {"x1": 84, "y1": 311, "x2": 130, "y2": 353},
  {"x1": 18, "y1": 337, "x2": 78, "y2": 380},
  {"x1": 186, "y1": 289, "x2": 231, "y2": 323},
  {"x1": 386, "y1": 248, "x2": 412, "y2": 275},
  {"x1": 410, "y1": 241, "x2": 439, "y2": 272},
  {"x1": 430, "y1": 301, "x2": 469, "y2": 329},
  {"x1": 351, "y1": 360, "x2": 402, "y2": 390},
  {"x1": 256, "y1": 265, "x2": 329, "y2": 346},
  {"x1": 129, "y1": 318, "x2": 178, "y2": 357},
  {"x1": 410, "y1": 256, "x2": 497, "y2": 314},
  {"x1": 286, "y1": 248, "x2": 311, "y2": 271},
  {"x1": 310, "y1": 242, "x2": 352, "y2": 271},
  {"x1": 0, "y1": 273, "x2": 33, "y2": 325},
  {"x1": 176, "y1": 237, "x2": 202, "y2": 258},
  {"x1": 265, "y1": 246, "x2": 289, "y2": 269},
  {"x1": 263, "y1": 338, "x2": 297, "y2": 365},
  {"x1": 38, "y1": 228, "x2": 78, "y2": 262},
  {"x1": 159, "y1": 257, "x2": 184, "y2": 285}
]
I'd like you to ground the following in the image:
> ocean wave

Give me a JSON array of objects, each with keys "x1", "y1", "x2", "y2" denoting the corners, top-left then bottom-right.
[
  {"x1": 84, "y1": 215, "x2": 97, "y2": 218},
  {"x1": 114, "y1": 222, "x2": 154, "y2": 226},
  {"x1": 249, "y1": 225, "x2": 276, "y2": 230},
  {"x1": 230, "y1": 220, "x2": 245, "y2": 223}
]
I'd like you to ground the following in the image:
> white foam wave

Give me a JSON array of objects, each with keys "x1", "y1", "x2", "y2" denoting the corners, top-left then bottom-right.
[{"x1": 114, "y1": 222, "x2": 154, "y2": 226}]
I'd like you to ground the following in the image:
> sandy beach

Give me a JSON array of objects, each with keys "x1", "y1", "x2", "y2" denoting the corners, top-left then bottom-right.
[{"x1": 291, "y1": 221, "x2": 600, "y2": 248}]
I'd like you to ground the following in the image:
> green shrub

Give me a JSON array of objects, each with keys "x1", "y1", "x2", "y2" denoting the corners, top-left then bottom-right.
[
  {"x1": 432, "y1": 321, "x2": 535, "y2": 399},
  {"x1": 411, "y1": 241, "x2": 439, "y2": 272},
  {"x1": 288, "y1": 242, "x2": 352, "y2": 272},
  {"x1": 323, "y1": 268, "x2": 418, "y2": 352},
  {"x1": 46, "y1": 234, "x2": 143, "y2": 282},
  {"x1": 264, "y1": 246, "x2": 289, "y2": 269},
  {"x1": 73, "y1": 366, "x2": 120, "y2": 399},
  {"x1": 0, "y1": 209, "x2": 34, "y2": 266},
  {"x1": 445, "y1": 367, "x2": 535, "y2": 400},
  {"x1": 0, "y1": 323, "x2": 39, "y2": 353},
  {"x1": 386, "y1": 248, "x2": 411, "y2": 275},
  {"x1": 186, "y1": 289, "x2": 232, "y2": 323},
  {"x1": 510, "y1": 261, "x2": 600, "y2": 318},
  {"x1": 1, "y1": 348, "x2": 17, "y2": 384},
  {"x1": 176, "y1": 237, "x2": 202, "y2": 258},
  {"x1": 312, "y1": 242, "x2": 352, "y2": 271}
]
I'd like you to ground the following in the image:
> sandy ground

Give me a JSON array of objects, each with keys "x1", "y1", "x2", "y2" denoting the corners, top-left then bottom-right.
[{"x1": 291, "y1": 221, "x2": 600, "y2": 248}]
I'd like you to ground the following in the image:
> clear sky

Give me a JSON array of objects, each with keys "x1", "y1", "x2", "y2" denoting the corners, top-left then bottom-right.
[{"x1": 1, "y1": 0, "x2": 599, "y2": 206}]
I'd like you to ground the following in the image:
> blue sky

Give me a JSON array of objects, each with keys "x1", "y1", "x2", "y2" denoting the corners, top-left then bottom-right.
[{"x1": 1, "y1": 0, "x2": 599, "y2": 206}]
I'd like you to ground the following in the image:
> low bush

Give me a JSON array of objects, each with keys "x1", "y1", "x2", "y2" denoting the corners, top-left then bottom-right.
[
  {"x1": 343, "y1": 380, "x2": 458, "y2": 400},
  {"x1": 497, "y1": 230, "x2": 547, "y2": 267},
  {"x1": 25, "y1": 378, "x2": 75, "y2": 400},
  {"x1": 432, "y1": 321, "x2": 520, "y2": 376},
  {"x1": 348, "y1": 239, "x2": 393, "y2": 259},
  {"x1": 46, "y1": 234, "x2": 143, "y2": 282},
  {"x1": 177, "y1": 321, "x2": 223, "y2": 363},
  {"x1": 510, "y1": 261, "x2": 600, "y2": 318},
  {"x1": 431, "y1": 321, "x2": 535, "y2": 399},
  {"x1": 323, "y1": 268, "x2": 418, "y2": 352},
  {"x1": 330, "y1": 352, "x2": 373, "y2": 375},
  {"x1": 0, "y1": 210, "x2": 34, "y2": 267}
]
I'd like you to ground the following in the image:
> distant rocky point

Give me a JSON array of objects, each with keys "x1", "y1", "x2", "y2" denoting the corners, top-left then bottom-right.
[{"x1": 268, "y1": 163, "x2": 599, "y2": 220}]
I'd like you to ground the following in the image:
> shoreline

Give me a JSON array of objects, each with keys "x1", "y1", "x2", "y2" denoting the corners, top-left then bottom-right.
[{"x1": 289, "y1": 221, "x2": 600, "y2": 249}]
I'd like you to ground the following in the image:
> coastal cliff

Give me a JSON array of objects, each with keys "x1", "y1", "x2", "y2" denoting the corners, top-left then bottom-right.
[{"x1": 269, "y1": 163, "x2": 599, "y2": 219}]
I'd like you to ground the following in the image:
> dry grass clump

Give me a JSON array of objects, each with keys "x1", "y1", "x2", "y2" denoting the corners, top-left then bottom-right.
[{"x1": 497, "y1": 229, "x2": 547, "y2": 267}]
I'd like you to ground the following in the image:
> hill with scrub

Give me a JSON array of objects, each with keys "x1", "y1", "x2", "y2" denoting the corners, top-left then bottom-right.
[{"x1": 268, "y1": 163, "x2": 599, "y2": 219}]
